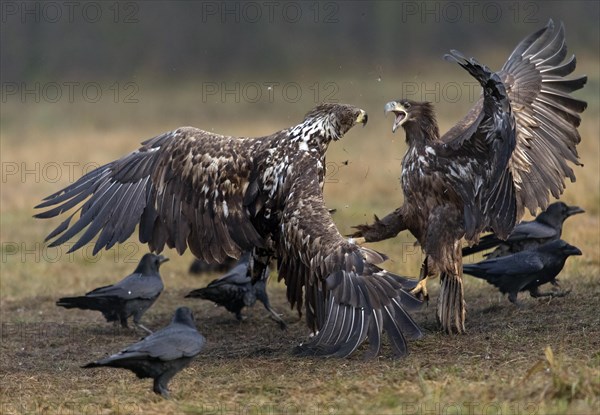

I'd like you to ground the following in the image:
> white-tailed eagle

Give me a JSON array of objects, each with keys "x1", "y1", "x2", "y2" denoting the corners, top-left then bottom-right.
[
  {"x1": 36, "y1": 103, "x2": 423, "y2": 357},
  {"x1": 352, "y1": 20, "x2": 587, "y2": 333}
]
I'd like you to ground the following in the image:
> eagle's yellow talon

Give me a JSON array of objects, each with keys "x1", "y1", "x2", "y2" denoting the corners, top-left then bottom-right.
[
  {"x1": 349, "y1": 237, "x2": 366, "y2": 246},
  {"x1": 410, "y1": 278, "x2": 429, "y2": 302}
]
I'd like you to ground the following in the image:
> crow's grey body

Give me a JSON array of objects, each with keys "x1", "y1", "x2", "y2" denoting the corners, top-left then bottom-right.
[
  {"x1": 83, "y1": 307, "x2": 205, "y2": 397},
  {"x1": 186, "y1": 252, "x2": 286, "y2": 329},
  {"x1": 56, "y1": 253, "x2": 167, "y2": 333}
]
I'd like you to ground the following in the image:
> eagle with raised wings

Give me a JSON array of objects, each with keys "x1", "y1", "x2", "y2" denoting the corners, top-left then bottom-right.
[
  {"x1": 352, "y1": 20, "x2": 586, "y2": 333},
  {"x1": 35, "y1": 103, "x2": 422, "y2": 358}
]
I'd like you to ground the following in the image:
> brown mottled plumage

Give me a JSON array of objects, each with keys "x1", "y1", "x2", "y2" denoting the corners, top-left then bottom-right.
[
  {"x1": 36, "y1": 103, "x2": 423, "y2": 358},
  {"x1": 353, "y1": 20, "x2": 586, "y2": 333}
]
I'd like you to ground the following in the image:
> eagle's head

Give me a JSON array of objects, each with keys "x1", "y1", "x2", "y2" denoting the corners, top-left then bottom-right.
[
  {"x1": 384, "y1": 99, "x2": 436, "y2": 134},
  {"x1": 302, "y1": 103, "x2": 368, "y2": 141}
]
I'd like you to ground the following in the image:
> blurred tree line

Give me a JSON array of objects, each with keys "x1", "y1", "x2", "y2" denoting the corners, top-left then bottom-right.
[{"x1": 1, "y1": 1, "x2": 597, "y2": 83}]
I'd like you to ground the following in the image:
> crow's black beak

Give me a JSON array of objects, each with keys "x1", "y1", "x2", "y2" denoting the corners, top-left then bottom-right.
[{"x1": 566, "y1": 205, "x2": 585, "y2": 217}]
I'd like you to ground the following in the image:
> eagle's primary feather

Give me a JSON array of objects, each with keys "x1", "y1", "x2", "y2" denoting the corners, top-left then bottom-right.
[
  {"x1": 36, "y1": 103, "x2": 422, "y2": 357},
  {"x1": 352, "y1": 20, "x2": 586, "y2": 334}
]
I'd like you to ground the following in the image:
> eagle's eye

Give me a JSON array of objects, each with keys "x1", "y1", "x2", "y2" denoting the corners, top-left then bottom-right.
[{"x1": 404, "y1": 102, "x2": 411, "y2": 109}]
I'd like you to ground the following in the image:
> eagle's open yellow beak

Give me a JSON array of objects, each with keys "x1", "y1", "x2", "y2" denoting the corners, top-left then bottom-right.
[
  {"x1": 355, "y1": 110, "x2": 368, "y2": 127},
  {"x1": 384, "y1": 101, "x2": 408, "y2": 133}
]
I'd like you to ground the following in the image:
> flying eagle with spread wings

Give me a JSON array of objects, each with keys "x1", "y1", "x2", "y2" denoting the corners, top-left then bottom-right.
[
  {"x1": 352, "y1": 20, "x2": 586, "y2": 333},
  {"x1": 35, "y1": 103, "x2": 422, "y2": 358}
]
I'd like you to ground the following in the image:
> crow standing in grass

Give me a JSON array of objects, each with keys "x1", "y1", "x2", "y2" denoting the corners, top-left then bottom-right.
[
  {"x1": 463, "y1": 240, "x2": 581, "y2": 304},
  {"x1": 83, "y1": 307, "x2": 205, "y2": 398},
  {"x1": 351, "y1": 20, "x2": 586, "y2": 334},
  {"x1": 186, "y1": 252, "x2": 286, "y2": 329},
  {"x1": 36, "y1": 103, "x2": 422, "y2": 358},
  {"x1": 56, "y1": 253, "x2": 167, "y2": 334},
  {"x1": 462, "y1": 202, "x2": 584, "y2": 258}
]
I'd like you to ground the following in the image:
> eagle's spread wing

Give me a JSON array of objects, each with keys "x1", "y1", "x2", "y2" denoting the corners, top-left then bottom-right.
[
  {"x1": 439, "y1": 52, "x2": 517, "y2": 240},
  {"x1": 35, "y1": 127, "x2": 264, "y2": 262},
  {"x1": 440, "y1": 19, "x2": 585, "y2": 240},
  {"x1": 278, "y1": 154, "x2": 422, "y2": 357},
  {"x1": 499, "y1": 20, "x2": 586, "y2": 216}
]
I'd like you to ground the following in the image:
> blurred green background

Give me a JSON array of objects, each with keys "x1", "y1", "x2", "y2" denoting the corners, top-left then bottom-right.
[{"x1": 2, "y1": 1, "x2": 599, "y2": 80}]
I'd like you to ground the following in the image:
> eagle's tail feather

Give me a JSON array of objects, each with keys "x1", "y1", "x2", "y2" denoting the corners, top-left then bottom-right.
[
  {"x1": 293, "y1": 268, "x2": 423, "y2": 358},
  {"x1": 437, "y1": 271, "x2": 466, "y2": 334}
]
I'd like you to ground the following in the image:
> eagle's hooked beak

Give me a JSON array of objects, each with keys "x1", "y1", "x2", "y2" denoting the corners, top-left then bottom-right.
[
  {"x1": 355, "y1": 110, "x2": 368, "y2": 127},
  {"x1": 385, "y1": 101, "x2": 408, "y2": 133}
]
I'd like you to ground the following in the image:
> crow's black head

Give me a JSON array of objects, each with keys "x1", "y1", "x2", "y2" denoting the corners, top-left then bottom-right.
[
  {"x1": 173, "y1": 306, "x2": 196, "y2": 326},
  {"x1": 539, "y1": 239, "x2": 582, "y2": 257},
  {"x1": 538, "y1": 202, "x2": 585, "y2": 226},
  {"x1": 137, "y1": 253, "x2": 169, "y2": 274}
]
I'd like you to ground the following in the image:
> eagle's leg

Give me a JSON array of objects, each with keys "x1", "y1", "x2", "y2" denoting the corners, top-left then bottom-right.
[
  {"x1": 250, "y1": 247, "x2": 287, "y2": 330},
  {"x1": 410, "y1": 256, "x2": 432, "y2": 302},
  {"x1": 249, "y1": 247, "x2": 272, "y2": 283},
  {"x1": 349, "y1": 207, "x2": 406, "y2": 243},
  {"x1": 261, "y1": 300, "x2": 287, "y2": 331},
  {"x1": 436, "y1": 241, "x2": 466, "y2": 334}
]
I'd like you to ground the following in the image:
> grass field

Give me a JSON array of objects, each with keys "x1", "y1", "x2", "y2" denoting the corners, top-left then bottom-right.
[{"x1": 1, "y1": 63, "x2": 599, "y2": 414}]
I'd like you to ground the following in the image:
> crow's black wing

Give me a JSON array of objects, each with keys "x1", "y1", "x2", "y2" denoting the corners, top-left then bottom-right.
[{"x1": 86, "y1": 273, "x2": 163, "y2": 299}]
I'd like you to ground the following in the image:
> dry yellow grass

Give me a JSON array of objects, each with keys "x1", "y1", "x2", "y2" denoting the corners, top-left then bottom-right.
[{"x1": 1, "y1": 68, "x2": 599, "y2": 414}]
